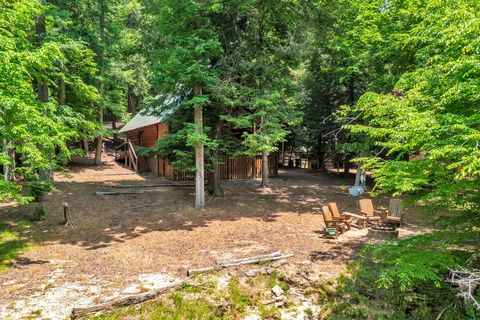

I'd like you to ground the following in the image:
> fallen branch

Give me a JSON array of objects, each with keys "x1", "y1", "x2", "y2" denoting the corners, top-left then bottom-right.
[
  {"x1": 110, "y1": 184, "x2": 194, "y2": 188},
  {"x1": 187, "y1": 253, "x2": 294, "y2": 276},
  {"x1": 71, "y1": 282, "x2": 181, "y2": 319},
  {"x1": 94, "y1": 191, "x2": 144, "y2": 196},
  {"x1": 448, "y1": 268, "x2": 480, "y2": 310},
  {"x1": 215, "y1": 251, "x2": 281, "y2": 265}
]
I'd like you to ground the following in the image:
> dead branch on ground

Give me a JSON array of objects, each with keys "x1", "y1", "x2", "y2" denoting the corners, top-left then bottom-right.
[{"x1": 448, "y1": 268, "x2": 480, "y2": 310}]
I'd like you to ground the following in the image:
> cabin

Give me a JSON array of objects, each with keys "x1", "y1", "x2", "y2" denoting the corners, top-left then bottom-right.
[{"x1": 117, "y1": 110, "x2": 278, "y2": 181}]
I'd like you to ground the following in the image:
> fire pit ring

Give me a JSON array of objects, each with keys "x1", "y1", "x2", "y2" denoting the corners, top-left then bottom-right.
[{"x1": 368, "y1": 223, "x2": 399, "y2": 239}]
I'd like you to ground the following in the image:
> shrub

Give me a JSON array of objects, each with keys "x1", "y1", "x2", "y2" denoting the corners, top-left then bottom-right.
[
  {"x1": 28, "y1": 206, "x2": 48, "y2": 222},
  {"x1": 324, "y1": 230, "x2": 480, "y2": 320},
  {"x1": 27, "y1": 178, "x2": 53, "y2": 202}
]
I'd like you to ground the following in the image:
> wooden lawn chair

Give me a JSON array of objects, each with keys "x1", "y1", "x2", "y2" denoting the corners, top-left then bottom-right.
[
  {"x1": 322, "y1": 205, "x2": 348, "y2": 236},
  {"x1": 386, "y1": 198, "x2": 404, "y2": 226},
  {"x1": 358, "y1": 199, "x2": 382, "y2": 227},
  {"x1": 328, "y1": 203, "x2": 351, "y2": 230}
]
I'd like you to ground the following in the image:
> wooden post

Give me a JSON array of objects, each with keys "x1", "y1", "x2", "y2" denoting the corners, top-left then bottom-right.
[{"x1": 194, "y1": 86, "x2": 205, "y2": 210}]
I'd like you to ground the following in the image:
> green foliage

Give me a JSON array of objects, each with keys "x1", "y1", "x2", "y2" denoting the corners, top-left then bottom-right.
[
  {"x1": 26, "y1": 178, "x2": 53, "y2": 202},
  {"x1": 325, "y1": 230, "x2": 480, "y2": 320},
  {"x1": 27, "y1": 206, "x2": 48, "y2": 222},
  {"x1": 338, "y1": 0, "x2": 480, "y2": 210},
  {"x1": 0, "y1": 0, "x2": 100, "y2": 203},
  {"x1": 142, "y1": 0, "x2": 306, "y2": 179}
]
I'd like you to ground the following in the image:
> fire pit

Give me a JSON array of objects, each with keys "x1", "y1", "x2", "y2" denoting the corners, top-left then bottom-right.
[{"x1": 368, "y1": 223, "x2": 399, "y2": 239}]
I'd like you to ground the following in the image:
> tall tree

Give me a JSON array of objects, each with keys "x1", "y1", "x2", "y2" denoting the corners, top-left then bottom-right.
[
  {"x1": 146, "y1": 0, "x2": 222, "y2": 210},
  {"x1": 219, "y1": 0, "x2": 305, "y2": 187},
  {"x1": 0, "y1": 0, "x2": 99, "y2": 202}
]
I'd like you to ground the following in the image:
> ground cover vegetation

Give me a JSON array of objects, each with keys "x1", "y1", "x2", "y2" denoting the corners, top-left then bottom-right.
[{"x1": 1, "y1": 0, "x2": 479, "y2": 318}]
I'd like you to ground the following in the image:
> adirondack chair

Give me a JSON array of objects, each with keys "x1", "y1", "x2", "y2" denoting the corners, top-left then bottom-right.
[
  {"x1": 322, "y1": 205, "x2": 348, "y2": 235},
  {"x1": 358, "y1": 199, "x2": 382, "y2": 227},
  {"x1": 328, "y1": 203, "x2": 351, "y2": 230},
  {"x1": 386, "y1": 198, "x2": 404, "y2": 225}
]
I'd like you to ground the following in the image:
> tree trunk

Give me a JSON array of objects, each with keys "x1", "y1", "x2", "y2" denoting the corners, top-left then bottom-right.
[
  {"x1": 127, "y1": 86, "x2": 137, "y2": 115},
  {"x1": 82, "y1": 139, "x2": 89, "y2": 156},
  {"x1": 261, "y1": 151, "x2": 269, "y2": 188},
  {"x1": 112, "y1": 112, "x2": 118, "y2": 147},
  {"x1": 58, "y1": 78, "x2": 66, "y2": 105},
  {"x1": 94, "y1": 0, "x2": 106, "y2": 166},
  {"x1": 354, "y1": 168, "x2": 366, "y2": 188},
  {"x1": 260, "y1": 114, "x2": 269, "y2": 188},
  {"x1": 207, "y1": 122, "x2": 223, "y2": 197},
  {"x1": 194, "y1": 86, "x2": 205, "y2": 210},
  {"x1": 3, "y1": 139, "x2": 11, "y2": 181},
  {"x1": 343, "y1": 156, "x2": 350, "y2": 178}
]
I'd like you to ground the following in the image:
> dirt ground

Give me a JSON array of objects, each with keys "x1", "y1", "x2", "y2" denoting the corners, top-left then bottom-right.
[{"x1": 0, "y1": 152, "x2": 433, "y2": 319}]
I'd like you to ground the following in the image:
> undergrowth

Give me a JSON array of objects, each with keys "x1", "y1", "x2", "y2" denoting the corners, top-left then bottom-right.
[
  {"x1": 91, "y1": 271, "x2": 290, "y2": 320},
  {"x1": 322, "y1": 229, "x2": 480, "y2": 320}
]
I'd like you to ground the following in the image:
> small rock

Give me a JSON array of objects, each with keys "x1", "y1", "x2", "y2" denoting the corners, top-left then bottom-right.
[
  {"x1": 271, "y1": 285, "x2": 284, "y2": 297},
  {"x1": 266, "y1": 267, "x2": 276, "y2": 275},
  {"x1": 244, "y1": 269, "x2": 260, "y2": 277},
  {"x1": 274, "y1": 301, "x2": 285, "y2": 307}
]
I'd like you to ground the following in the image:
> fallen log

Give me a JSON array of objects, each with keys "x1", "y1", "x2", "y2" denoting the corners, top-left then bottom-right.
[
  {"x1": 188, "y1": 253, "x2": 294, "y2": 276},
  {"x1": 111, "y1": 184, "x2": 194, "y2": 188},
  {"x1": 71, "y1": 282, "x2": 181, "y2": 319},
  {"x1": 94, "y1": 191, "x2": 144, "y2": 196},
  {"x1": 215, "y1": 251, "x2": 282, "y2": 265}
]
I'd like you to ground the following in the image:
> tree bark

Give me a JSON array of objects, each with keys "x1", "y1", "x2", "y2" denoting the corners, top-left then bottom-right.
[
  {"x1": 317, "y1": 136, "x2": 326, "y2": 171},
  {"x1": 112, "y1": 112, "x2": 117, "y2": 146},
  {"x1": 194, "y1": 86, "x2": 205, "y2": 210},
  {"x1": 261, "y1": 151, "x2": 269, "y2": 188},
  {"x1": 82, "y1": 138, "x2": 89, "y2": 156},
  {"x1": 343, "y1": 156, "x2": 350, "y2": 178},
  {"x1": 3, "y1": 139, "x2": 12, "y2": 181},
  {"x1": 94, "y1": 0, "x2": 106, "y2": 166},
  {"x1": 207, "y1": 122, "x2": 223, "y2": 197},
  {"x1": 58, "y1": 78, "x2": 66, "y2": 105},
  {"x1": 260, "y1": 115, "x2": 269, "y2": 188},
  {"x1": 127, "y1": 86, "x2": 137, "y2": 115}
]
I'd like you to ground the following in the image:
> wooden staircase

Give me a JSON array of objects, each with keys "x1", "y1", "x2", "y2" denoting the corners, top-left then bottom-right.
[{"x1": 115, "y1": 142, "x2": 139, "y2": 172}]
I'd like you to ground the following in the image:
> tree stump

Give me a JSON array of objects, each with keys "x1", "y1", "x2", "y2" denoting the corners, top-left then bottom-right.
[{"x1": 63, "y1": 202, "x2": 75, "y2": 227}]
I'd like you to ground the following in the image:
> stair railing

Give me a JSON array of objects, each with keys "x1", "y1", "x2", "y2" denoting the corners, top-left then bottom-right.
[{"x1": 115, "y1": 141, "x2": 138, "y2": 172}]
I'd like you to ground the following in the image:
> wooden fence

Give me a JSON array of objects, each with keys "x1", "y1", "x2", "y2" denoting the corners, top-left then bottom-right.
[{"x1": 173, "y1": 154, "x2": 278, "y2": 181}]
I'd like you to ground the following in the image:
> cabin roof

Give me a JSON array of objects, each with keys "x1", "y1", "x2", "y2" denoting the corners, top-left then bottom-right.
[
  {"x1": 119, "y1": 94, "x2": 181, "y2": 133},
  {"x1": 118, "y1": 112, "x2": 163, "y2": 133}
]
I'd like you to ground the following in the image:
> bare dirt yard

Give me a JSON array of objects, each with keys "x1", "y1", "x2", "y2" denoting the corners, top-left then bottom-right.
[{"x1": 0, "y1": 152, "x2": 433, "y2": 319}]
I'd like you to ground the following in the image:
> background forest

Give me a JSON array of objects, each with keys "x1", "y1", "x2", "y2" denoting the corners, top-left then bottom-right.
[{"x1": 1, "y1": 0, "x2": 479, "y2": 318}]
